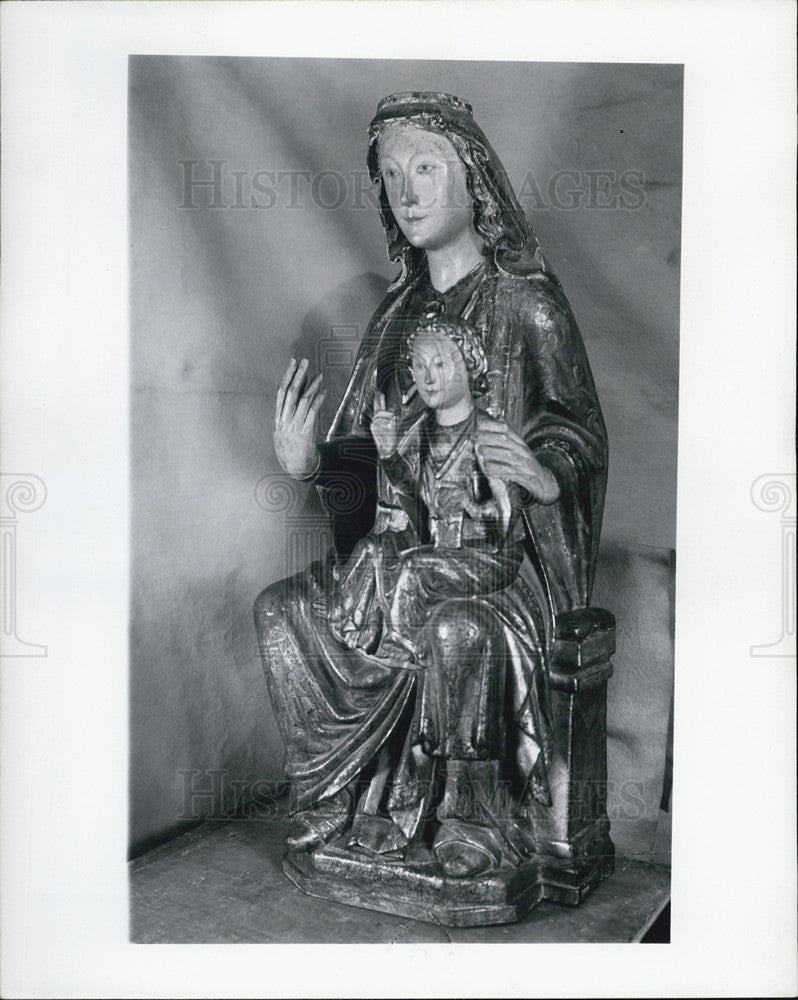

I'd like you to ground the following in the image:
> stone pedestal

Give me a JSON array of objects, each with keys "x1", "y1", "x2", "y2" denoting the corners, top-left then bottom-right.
[{"x1": 284, "y1": 847, "x2": 542, "y2": 928}]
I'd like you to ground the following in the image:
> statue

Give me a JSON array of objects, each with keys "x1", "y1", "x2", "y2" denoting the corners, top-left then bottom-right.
[{"x1": 255, "y1": 92, "x2": 616, "y2": 926}]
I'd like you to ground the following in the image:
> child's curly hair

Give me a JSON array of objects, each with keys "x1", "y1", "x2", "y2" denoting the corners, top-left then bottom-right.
[{"x1": 403, "y1": 306, "x2": 489, "y2": 398}]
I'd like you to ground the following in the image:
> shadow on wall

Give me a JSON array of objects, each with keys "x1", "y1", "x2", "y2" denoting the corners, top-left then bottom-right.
[
  {"x1": 293, "y1": 272, "x2": 389, "y2": 435},
  {"x1": 262, "y1": 270, "x2": 391, "y2": 562}
]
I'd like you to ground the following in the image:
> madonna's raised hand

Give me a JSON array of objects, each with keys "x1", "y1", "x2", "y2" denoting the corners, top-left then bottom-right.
[{"x1": 274, "y1": 357, "x2": 327, "y2": 479}]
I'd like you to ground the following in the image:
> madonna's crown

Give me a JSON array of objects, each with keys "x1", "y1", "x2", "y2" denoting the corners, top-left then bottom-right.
[{"x1": 374, "y1": 92, "x2": 473, "y2": 117}]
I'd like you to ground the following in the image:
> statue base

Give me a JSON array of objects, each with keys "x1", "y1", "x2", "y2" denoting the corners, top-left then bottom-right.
[{"x1": 283, "y1": 838, "x2": 615, "y2": 927}]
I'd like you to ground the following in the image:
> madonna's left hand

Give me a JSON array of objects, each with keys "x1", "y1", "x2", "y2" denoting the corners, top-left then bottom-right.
[{"x1": 475, "y1": 415, "x2": 560, "y2": 505}]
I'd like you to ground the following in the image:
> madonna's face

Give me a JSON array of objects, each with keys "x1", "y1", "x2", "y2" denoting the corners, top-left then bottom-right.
[{"x1": 377, "y1": 123, "x2": 475, "y2": 252}]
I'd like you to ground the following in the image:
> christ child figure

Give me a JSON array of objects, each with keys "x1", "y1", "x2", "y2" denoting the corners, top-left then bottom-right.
[{"x1": 329, "y1": 310, "x2": 556, "y2": 666}]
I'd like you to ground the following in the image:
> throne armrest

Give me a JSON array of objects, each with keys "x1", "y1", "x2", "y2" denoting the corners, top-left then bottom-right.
[{"x1": 550, "y1": 607, "x2": 616, "y2": 691}]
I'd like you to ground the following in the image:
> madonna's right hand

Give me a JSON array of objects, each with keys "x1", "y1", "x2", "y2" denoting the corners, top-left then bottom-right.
[{"x1": 273, "y1": 357, "x2": 326, "y2": 478}]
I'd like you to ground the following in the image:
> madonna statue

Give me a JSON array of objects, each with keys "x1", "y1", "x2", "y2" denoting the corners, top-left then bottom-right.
[{"x1": 255, "y1": 92, "x2": 615, "y2": 926}]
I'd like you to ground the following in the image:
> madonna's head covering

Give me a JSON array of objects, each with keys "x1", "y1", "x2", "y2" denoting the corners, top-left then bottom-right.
[{"x1": 367, "y1": 92, "x2": 549, "y2": 285}]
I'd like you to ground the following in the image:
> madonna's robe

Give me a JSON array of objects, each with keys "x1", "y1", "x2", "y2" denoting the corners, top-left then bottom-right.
[{"x1": 254, "y1": 256, "x2": 607, "y2": 847}]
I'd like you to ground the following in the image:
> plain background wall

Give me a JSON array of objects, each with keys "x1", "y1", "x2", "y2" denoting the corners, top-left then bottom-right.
[{"x1": 129, "y1": 57, "x2": 682, "y2": 856}]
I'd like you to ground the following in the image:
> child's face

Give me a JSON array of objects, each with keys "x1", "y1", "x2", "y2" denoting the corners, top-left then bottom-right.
[{"x1": 411, "y1": 332, "x2": 470, "y2": 410}]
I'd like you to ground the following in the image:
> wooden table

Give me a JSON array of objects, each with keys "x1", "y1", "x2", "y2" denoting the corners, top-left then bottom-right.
[{"x1": 130, "y1": 800, "x2": 670, "y2": 944}]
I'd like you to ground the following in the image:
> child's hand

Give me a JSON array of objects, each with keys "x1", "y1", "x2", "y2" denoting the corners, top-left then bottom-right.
[{"x1": 370, "y1": 390, "x2": 398, "y2": 458}]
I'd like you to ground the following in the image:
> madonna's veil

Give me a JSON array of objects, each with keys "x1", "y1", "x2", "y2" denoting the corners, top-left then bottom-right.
[{"x1": 366, "y1": 92, "x2": 552, "y2": 286}]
